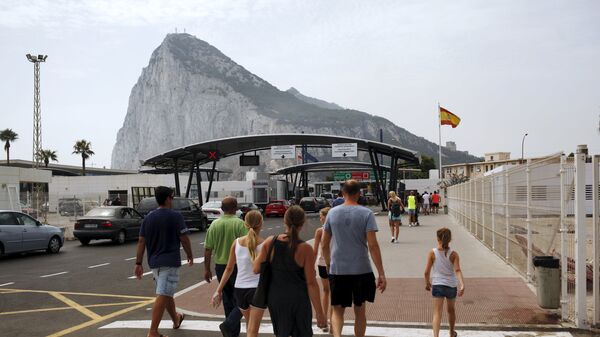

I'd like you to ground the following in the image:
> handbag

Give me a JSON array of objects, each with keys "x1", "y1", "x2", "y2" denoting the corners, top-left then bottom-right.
[{"x1": 252, "y1": 235, "x2": 278, "y2": 309}]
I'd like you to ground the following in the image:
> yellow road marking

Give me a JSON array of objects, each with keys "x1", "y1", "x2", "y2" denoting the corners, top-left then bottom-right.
[
  {"x1": 49, "y1": 292, "x2": 102, "y2": 320},
  {"x1": 0, "y1": 300, "x2": 148, "y2": 316},
  {"x1": 0, "y1": 288, "x2": 154, "y2": 300},
  {"x1": 46, "y1": 299, "x2": 155, "y2": 337},
  {"x1": 0, "y1": 289, "x2": 28, "y2": 294}
]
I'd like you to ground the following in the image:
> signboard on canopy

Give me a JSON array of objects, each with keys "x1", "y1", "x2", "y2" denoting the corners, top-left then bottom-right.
[
  {"x1": 271, "y1": 145, "x2": 296, "y2": 159},
  {"x1": 333, "y1": 171, "x2": 370, "y2": 181},
  {"x1": 331, "y1": 143, "x2": 358, "y2": 158}
]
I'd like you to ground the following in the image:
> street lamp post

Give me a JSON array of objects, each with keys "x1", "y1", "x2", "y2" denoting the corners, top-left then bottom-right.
[{"x1": 521, "y1": 133, "x2": 528, "y2": 164}]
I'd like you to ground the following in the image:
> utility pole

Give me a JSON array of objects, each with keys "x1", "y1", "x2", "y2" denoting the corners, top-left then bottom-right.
[{"x1": 26, "y1": 53, "x2": 47, "y2": 220}]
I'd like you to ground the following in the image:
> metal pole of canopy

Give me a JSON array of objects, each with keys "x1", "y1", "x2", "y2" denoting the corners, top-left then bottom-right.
[
  {"x1": 206, "y1": 160, "x2": 217, "y2": 202},
  {"x1": 373, "y1": 149, "x2": 388, "y2": 210},
  {"x1": 173, "y1": 159, "x2": 181, "y2": 197},
  {"x1": 195, "y1": 162, "x2": 203, "y2": 206},
  {"x1": 185, "y1": 162, "x2": 194, "y2": 198}
]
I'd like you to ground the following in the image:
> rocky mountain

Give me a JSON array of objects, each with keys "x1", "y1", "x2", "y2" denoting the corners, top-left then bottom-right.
[{"x1": 111, "y1": 33, "x2": 480, "y2": 172}]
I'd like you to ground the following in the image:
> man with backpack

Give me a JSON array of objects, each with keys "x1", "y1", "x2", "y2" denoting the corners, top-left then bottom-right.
[{"x1": 387, "y1": 191, "x2": 404, "y2": 243}]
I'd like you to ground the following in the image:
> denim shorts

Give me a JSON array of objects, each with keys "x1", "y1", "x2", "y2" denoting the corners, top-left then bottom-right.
[
  {"x1": 432, "y1": 285, "x2": 457, "y2": 299},
  {"x1": 152, "y1": 267, "x2": 180, "y2": 297},
  {"x1": 407, "y1": 209, "x2": 416, "y2": 215}
]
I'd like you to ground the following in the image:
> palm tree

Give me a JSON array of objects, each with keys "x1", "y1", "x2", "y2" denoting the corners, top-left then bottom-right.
[
  {"x1": 72, "y1": 140, "x2": 94, "y2": 176},
  {"x1": 37, "y1": 149, "x2": 58, "y2": 168},
  {"x1": 0, "y1": 129, "x2": 18, "y2": 166}
]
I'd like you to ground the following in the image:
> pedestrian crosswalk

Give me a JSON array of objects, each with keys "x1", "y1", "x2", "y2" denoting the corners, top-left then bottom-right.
[{"x1": 99, "y1": 319, "x2": 573, "y2": 336}]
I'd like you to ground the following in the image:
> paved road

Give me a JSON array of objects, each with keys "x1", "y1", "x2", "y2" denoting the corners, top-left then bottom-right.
[{"x1": 0, "y1": 215, "x2": 322, "y2": 337}]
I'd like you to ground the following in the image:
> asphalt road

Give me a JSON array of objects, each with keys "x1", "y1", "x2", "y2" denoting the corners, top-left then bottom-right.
[{"x1": 0, "y1": 215, "x2": 323, "y2": 337}]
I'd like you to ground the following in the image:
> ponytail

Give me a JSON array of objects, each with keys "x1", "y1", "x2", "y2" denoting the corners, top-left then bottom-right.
[
  {"x1": 436, "y1": 227, "x2": 452, "y2": 256},
  {"x1": 244, "y1": 210, "x2": 263, "y2": 261},
  {"x1": 284, "y1": 205, "x2": 306, "y2": 253}
]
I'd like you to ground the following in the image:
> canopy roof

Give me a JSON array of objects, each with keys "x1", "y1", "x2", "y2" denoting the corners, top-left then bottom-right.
[
  {"x1": 142, "y1": 133, "x2": 420, "y2": 170},
  {"x1": 270, "y1": 161, "x2": 422, "y2": 175}
]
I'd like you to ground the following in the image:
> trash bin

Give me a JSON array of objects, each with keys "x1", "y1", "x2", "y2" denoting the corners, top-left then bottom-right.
[
  {"x1": 532, "y1": 256, "x2": 560, "y2": 309},
  {"x1": 443, "y1": 205, "x2": 448, "y2": 214}
]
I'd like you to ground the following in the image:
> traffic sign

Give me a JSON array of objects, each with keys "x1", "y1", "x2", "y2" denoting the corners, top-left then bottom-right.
[
  {"x1": 332, "y1": 143, "x2": 358, "y2": 157},
  {"x1": 271, "y1": 145, "x2": 296, "y2": 159}
]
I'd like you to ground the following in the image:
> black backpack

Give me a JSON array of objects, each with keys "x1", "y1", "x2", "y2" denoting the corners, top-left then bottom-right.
[{"x1": 391, "y1": 201, "x2": 402, "y2": 217}]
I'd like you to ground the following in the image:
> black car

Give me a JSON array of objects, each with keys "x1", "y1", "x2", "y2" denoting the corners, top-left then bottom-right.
[
  {"x1": 74, "y1": 207, "x2": 143, "y2": 245},
  {"x1": 315, "y1": 197, "x2": 330, "y2": 209},
  {"x1": 238, "y1": 202, "x2": 261, "y2": 219},
  {"x1": 299, "y1": 197, "x2": 320, "y2": 212},
  {"x1": 136, "y1": 197, "x2": 209, "y2": 231},
  {"x1": 58, "y1": 198, "x2": 83, "y2": 216}
]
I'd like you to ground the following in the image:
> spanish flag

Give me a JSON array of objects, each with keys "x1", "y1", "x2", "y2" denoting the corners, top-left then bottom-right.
[{"x1": 439, "y1": 106, "x2": 461, "y2": 128}]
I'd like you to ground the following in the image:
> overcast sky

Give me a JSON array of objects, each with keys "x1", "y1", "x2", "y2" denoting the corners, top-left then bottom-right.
[{"x1": 0, "y1": 0, "x2": 598, "y2": 168}]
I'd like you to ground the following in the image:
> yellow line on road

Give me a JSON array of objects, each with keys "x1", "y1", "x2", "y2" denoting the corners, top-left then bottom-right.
[
  {"x1": 0, "y1": 289, "x2": 28, "y2": 294},
  {"x1": 46, "y1": 299, "x2": 155, "y2": 337},
  {"x1": 0, "y1": 288, "x2": 154, "y2": 300},
  {"x1": 49, "y1": 292, "x2": 102, "y2": 320},
  {"x1": 0, "y1": 300, "x2": 149, "y2": 316}
]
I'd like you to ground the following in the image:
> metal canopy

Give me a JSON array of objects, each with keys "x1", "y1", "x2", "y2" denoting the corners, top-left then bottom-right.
[
  {"x1": 270, "y1": 161, "x2": 391, "y2": 175},
  {"x1": 143, "y1": 133, "x2": 420, "y2": 169}
]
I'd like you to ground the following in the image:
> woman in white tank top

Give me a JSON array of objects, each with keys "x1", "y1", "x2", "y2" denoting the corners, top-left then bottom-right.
[
  {"x1": 424, "y1": 228, "x2": 465, "y2": 337},
  {"x1": 212, "y1": 210, "x2": 265, "y2": 337}
]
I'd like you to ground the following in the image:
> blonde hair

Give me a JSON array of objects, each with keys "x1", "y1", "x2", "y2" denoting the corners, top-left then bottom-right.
[
  {"x1": 284, "y1": 205, "x2": 306, "y2": 253},
  {"x1": 319, "y1": 207, "x2": 331, "y2": 217},
  {"x1": 437, "y1": 227, "x2": 452, "y2": 250},
  {"x1": 244, "y1": 210, "x2": 263, "y2": 261},
  {"x1": 388, "y1": 191, "x2": 397, "y2": 198}
]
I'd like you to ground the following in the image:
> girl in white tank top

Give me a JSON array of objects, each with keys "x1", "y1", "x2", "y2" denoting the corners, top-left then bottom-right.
[
  {"x1": 424, "y1": 227, "x2": 465, "y2": 337},
  {"x1": 212, "y1": 210, "x2": 265, "y2": 337}
]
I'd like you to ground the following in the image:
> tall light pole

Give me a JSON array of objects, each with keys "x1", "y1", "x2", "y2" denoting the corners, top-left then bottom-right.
[
  {"x1": 521, "y1": 133, "x2": 528, "y2": 164},
  {"x1": 26, "y1": 53, "x2": 47, "y2": 219}
]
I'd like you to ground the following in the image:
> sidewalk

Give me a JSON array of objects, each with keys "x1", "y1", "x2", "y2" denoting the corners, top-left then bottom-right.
[{"x1": 176, "y1": 212, "x2": 560, "y2": 327}]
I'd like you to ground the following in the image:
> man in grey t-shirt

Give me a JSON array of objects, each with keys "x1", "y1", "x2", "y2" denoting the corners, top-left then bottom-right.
[{"x1": 322, "y1": 180, "x2": 386, "y2": 337}]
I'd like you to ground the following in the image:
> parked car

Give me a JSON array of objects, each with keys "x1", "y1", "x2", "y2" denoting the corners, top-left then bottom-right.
[
  {"x1": 136, "y1": 197, "x2": 209, "y2": 231},
  {"x1": 315, "y1": 197, "x2": 331, "y2": 209},
  {"x1": 299, "y1": 197, "x2": 320, "y2": 212},
  {"x1": 201, "y1": 200, "x2": 244, "y2": 223},
  {"x1": 265, "y1": 200, "x2": 291, "y2": 217},
  {"x1": 58, "y1": 198, "x2": 83, "y2": 216},
  {"x1": 238, "y1": 202, "x2": 261, "y2": 219},
  {"x1": 0, "y1": 210, "x2": 64, "y2": 255},
  {"x1": 74, "y1": 207, "x2": 143, "y2": 245},
  {"x1": 320, "y1": 193, "x2": 334, "y2": 205}
]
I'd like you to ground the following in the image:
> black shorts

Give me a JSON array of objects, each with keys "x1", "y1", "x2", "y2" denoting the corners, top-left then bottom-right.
[
  {"x1": 234, "y1": 287, "x2": 256, "y2": 311},
  {"x1": 329, "y1": 273, "x2": 376, "y2": 307},
  {"x1": 432, "y1": 203, "x2": 439, "y2": 207},
  {"x1": 318, "y1": 265, "x2": 329, "y2": 279}
]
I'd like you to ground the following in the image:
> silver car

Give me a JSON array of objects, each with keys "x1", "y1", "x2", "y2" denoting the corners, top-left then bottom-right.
[{"x1": 0, "y1": 211, "x2": 64, "y2": 255}]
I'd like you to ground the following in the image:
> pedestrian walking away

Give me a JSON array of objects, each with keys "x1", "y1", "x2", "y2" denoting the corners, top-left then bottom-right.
[
  {"x1": 424, "y1": 228, "x2": 466, "y2": 337},
  {"x1": 134, "y1": 186, "x2": 193, "y2": 337},
  {"x1": 313, "y1": 207, "x2": 332, "y2": 332},
  {"x1": 406, "y1": 191, "x2": 417, "y2": 227},
  {"x1": 204, "y1": 196, "x2": 248, "y2": 337},
  {"x1": 422, "y1": 191, "x2": 430, "y2": 215},
  {"x1": 211, "y1": 210, "x2": 265, "y2": 337},
  {"x1": 322, "y1": 180, "x2": 386, "y2": 337},
  {"x1": 253, "y1": 205, "x2": 327, "y2": 337},
  {"x1": 387, "y1": 191, "x2": 404, "y2": 243},
  {"x1": 432, "y1": 191, "x2": 441, "y2": 214},
  {"x1": 331, "y1": 191, "x2": 344, "y2": 208}
]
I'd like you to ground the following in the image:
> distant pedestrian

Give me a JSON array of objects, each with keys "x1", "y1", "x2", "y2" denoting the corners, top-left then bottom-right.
[
  {"x1": 253, "y1": 206, "x2": 327, "y2": 336},
  {"x1": 204, "y1": 196, "x2": 248, "y2": 337},
  {"x1": 112, "y1": 196, "x2": 122, "y2": 206},
  {"x1": 331, "y1": 191, "x2": 344, "y2": 208},
  {"x1": 212, "y1": 210, "x2": 265, "y2": 337},
  {"x1": 422, "y1": 191, "x2": 430, "y2": 215},
  {"x1": 313, "y1": 207, "x2": 332, "y2": 332},
  {"x1": 424, "y1": 228, "x2": 465, "y2": 337},
  {"x1": 322, "y1": 180, "x2": 386, "y2": 337},
  {"x1": 407, "y1": 191, "x2": 417, "y2": 227},
  {"x1": 432, "y1": 191, "x2": 441, "y2": 214},
  {"x1": 134, "y1": 186, "x2": 193, "y2": 337},
  {"x1": 415, "y1": 192, "x2": 422, "y2": 226},
  {"x1": 387, "y1": 191, "x2": 404, "y2": 243}
]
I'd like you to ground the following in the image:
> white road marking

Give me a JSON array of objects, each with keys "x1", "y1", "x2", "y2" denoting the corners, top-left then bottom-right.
[
  {"x1": 88, "y1": 263, "x2": 110, "y2": 269},
  {"x1": 40, "y1": 271, "x2": 68, "y2": 278},
  {"x1": 99, "y1": 320, "x2": 574, "y2": 336},
  {"x1": 0, "y1": 282, "x2": 15, "y2": 287},
  {"x1": 174, "y1": 276, "x2": 216, "y2": 297},
  {"x1": 180, "y1": 257, "x2": 204, "y2": 266},
  {"x1": 128, "y1": 271, "x2": 152, "y2": 280},
  {"x1": 124, "y1": 257, "x2": 136, "y2": 261},
  {"x1": 200, "y1": 241, "x2": 205, "y2": 245}
]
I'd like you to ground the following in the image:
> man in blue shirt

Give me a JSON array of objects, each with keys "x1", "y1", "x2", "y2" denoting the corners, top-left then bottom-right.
[
  {"x1": 135, "y1": 186, "x2": 193, "y2": 337},
  {"x1": 322, "y1": 180, "x2": 386, "y2": 337},
  {"x1": 331, "y1": 190, "x2": 345, "y2": 207}
]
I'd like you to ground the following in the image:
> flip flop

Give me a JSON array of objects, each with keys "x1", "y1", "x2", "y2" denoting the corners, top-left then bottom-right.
[
  {"x1": 173, "y1": 313, "x2": 185, "y2": 329},
  {"x1": 451, "y1": 331, "x2": 458, "y2": 337}
]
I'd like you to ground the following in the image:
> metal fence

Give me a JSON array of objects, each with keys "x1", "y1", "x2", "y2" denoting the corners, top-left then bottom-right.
[{"x1": 446, "y1": 151, "x2": 599, "y2": 328}]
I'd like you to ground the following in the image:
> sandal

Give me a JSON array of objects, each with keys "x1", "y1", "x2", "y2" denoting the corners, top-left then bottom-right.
[
  {"x1": 173, "y1": 313, "x2": 185, "y2": 329},
  {"x1": 451, "y1": 331, "x2": 458, "y2": 337}
]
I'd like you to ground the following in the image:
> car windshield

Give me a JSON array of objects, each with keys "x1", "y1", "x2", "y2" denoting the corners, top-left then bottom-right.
[
  {"x1": 137, "y1": 199, "x2": 158, "y2": 212},
  {"x1": 300, "y1": 198, "x2": 313, "y2": 202},
  {"x1": 85, "y1": 208, "x2": 117, "y2": 217},
  {"x1": 202, "y1": 201, "x2": 221, "y2": 208}
]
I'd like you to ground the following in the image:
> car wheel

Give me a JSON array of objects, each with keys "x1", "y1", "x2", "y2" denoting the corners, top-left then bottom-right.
[
  {"x1": 47, "y1": 236, "x2": 61, "y2": 254},
  {"x1": 113, "y1": 230, "x2": 126, "y2": 245},
  {"x1": 199, "y1": 218, "x2": 208, "y2": 232},
  {"x1": 79, "y1": 238, "x2": 90, "y2": 246}
]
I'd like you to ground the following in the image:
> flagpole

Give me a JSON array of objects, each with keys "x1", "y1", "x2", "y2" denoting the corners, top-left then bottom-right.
[{"x1": 438, "y1": 103, "x2": 442, "y2": 179}]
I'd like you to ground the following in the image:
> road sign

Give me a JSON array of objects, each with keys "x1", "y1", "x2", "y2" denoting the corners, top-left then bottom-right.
[
  {"x1": 271, "y1": 145, "x2": 296, "y2": 159},
  {"x1": 351, "y1": 171, "x2": 370, "y2": 180},
  {"x1": 333, "y1": 172, "x2": 352, "y2": 181},
  {"x1": 333, "y1": 171, "x2": 371, "y2": 181},
  {"x1": 332, "y1": 143, "x2": 358, "y2": 157}
]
